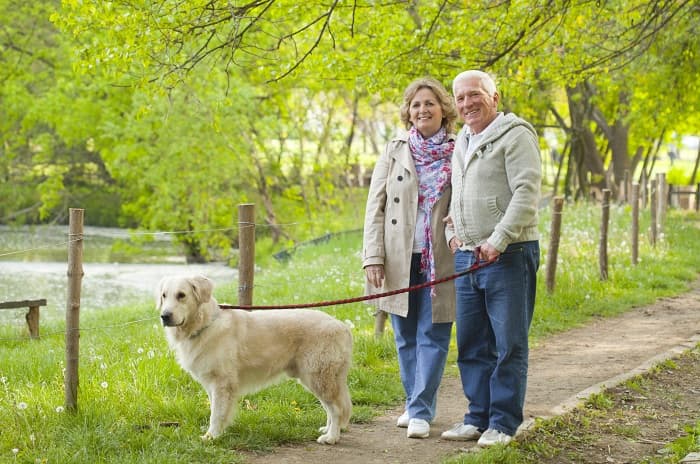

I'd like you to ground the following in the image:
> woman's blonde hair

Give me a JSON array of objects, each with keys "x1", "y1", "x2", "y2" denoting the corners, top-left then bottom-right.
[{"x1": 399, "y1": 77, "x2": 458, "y2": 134}]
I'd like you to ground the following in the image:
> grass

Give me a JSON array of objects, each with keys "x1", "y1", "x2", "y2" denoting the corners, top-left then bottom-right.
[{"x1": 1, "y1": 203, "x2": 699, "y2": 463}]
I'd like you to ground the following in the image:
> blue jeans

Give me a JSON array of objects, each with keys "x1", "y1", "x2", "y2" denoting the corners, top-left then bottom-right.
[
  {"x1": 454, "y1": 241, "x2": 539, "y2": 436},
  {"x1": 391, "y1": 253, "x2": 453, "y2": 422}
]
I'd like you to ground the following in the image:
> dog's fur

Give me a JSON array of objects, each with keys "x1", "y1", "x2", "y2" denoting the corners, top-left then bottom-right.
[{"x1": 156, "y1": 275, "x2": 353, "y2": 444}]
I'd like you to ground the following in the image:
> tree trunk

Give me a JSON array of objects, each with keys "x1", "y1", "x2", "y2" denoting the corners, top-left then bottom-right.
[{"x1": 566, "y1": 84, "x2": 606, "y2": 199}]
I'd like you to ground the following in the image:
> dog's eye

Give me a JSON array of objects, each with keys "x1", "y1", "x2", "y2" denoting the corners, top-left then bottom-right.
[
  {"x1": 176, "y1": 291, "x2": 186, "y2": 300},
  {"x1": 162, "y1": 292, "x2": 166, "y2": 299}
]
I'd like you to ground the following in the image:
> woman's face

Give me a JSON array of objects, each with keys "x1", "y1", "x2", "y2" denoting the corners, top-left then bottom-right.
[{"x1": 409, "y1": 87, "x2": 443, "y2": 138}]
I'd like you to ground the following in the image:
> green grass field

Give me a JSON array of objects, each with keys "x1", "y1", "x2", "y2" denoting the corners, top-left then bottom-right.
[{"x1": 1, "y1": 203, "x2": 699, "y2": 464}]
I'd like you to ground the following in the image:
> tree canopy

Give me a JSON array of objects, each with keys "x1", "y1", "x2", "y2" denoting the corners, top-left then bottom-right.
[{"x1": 1, "y1": 0, "x2": 698, "y2": 258}]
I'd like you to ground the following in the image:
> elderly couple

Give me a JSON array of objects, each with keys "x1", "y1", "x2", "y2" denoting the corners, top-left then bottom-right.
[{"x1": 362, "y1": 70, "x2": 541, "y2": 447}]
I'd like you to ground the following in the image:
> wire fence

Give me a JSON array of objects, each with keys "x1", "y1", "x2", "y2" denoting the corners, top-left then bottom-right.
[{"x1": 0, "y1": 220, "x2": 362, "y2": 343}]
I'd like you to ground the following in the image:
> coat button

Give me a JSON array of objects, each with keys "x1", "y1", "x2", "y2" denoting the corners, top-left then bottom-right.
[
  {"x1": 397, "y1": 175, "x2": 403, "y2": 181},
  {"x1": 394, "y1": 197, "x2": 400, "y2": 203},
  {"x1": 391, "y1": 219, "x2": 397, "y2": 225}
]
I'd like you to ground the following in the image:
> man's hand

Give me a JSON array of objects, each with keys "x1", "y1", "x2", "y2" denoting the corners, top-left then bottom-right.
[
  {"x1": 448, "y1": 237, "x2": 461, "y2": 254},
  {"x1": 478, "y1": 242, "x2": 501, "y2": 262}
]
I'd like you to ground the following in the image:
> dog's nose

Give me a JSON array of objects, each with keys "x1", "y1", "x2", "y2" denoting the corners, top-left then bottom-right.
[{"x1": 160, "y1": 312, "x2": 173, "y2": 326}]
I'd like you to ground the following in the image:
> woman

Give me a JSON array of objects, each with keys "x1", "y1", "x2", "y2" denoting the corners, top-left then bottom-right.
[{"x1": 362, "y1": 77, "x2": 458, "y2": 439}]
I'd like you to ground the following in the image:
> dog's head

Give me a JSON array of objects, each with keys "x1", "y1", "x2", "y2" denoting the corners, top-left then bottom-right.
[{"x1": 156, "y1": 275, "x2": 214, "y2": 330}]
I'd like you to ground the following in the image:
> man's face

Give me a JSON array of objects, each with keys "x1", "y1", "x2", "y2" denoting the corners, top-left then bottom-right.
[{"x1": 453, "y1": 76, "x2": 499, "y2": 134}]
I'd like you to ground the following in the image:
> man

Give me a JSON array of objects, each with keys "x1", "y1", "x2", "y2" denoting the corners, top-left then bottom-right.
[{"x1": 441, "y1": 70, "x2": 541, "y2": 447}]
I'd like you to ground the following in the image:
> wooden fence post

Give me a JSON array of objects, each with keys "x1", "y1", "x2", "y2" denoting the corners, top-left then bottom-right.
[
  {"x1": 65, "y1": 208, "x2": 84, "y2": 412},
  {"x1": 238, "y1": 204, "x2": 255, "y2": 307},
  {"x1": 374, "y1": 310, "x2": 387, "y2": 338},
  {"x1": 631, "y1": 183, "x2": 640, "y2": 266},
  {"x1": 656, "y1": 172, "x2": 667, "y2": 238},
  {"x1": 650, "y1": 178, "x2": 657, "y2": 246},
  {"x1": 546, "y1": 197, "x2": 564, "y2": 293},
  {"x1": 599, "y1": 189, "x2": 611, "y2": 281}
]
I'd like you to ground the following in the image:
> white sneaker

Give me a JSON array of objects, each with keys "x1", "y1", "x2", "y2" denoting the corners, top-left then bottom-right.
[
  {"x1": 406, "y1": 418, "x2": 430, "y2": 438},
  {"x1": 477, "y1": 428, "x2": 513, "y2": 447},
  {"x1": 396, "y1": 411, "x2": 409, "y2": 428},
  {"x1": 440, "y1": 423, "x2": 482, "y2": 441}
]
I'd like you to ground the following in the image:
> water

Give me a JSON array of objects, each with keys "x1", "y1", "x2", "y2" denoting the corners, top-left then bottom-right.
[
  {"x1": 0, "y1": 226, "x2": 238, "y2": 321},
  {"x1": 0, "y1": 261, "x2": 237, "y2": 314}
]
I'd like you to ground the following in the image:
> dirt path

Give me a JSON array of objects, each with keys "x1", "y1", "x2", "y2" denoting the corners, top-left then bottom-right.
[{"x1": 242, "y1": 278, "x2": 700, "y2": 464}]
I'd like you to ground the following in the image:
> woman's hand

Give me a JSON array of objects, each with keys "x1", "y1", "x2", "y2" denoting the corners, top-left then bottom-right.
[{"x1": 364, "y1": 264, "x2": 385, "y2": 289}]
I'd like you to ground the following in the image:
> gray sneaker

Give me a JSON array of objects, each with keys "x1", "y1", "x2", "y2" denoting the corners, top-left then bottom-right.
[
  {"x1": 477, "y1": 428, "x2": 513, "y2": 447},
  {"x1": 440, "y1": 423, "x2": 482, "y2": 441}
]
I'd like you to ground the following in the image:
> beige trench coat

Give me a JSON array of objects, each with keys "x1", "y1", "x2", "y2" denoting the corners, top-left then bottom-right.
[{"x1": 362, "y1": 130, "x2": 456, "y2": 323}]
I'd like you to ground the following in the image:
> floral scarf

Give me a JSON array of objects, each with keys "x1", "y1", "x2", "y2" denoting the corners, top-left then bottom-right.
[{"x1": 408, "y1": 125, "x2": 454, "y2": 295}]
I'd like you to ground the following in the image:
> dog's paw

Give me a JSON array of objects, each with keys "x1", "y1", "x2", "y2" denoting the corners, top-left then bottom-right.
[
  {"x1": 318, "y1": 425, "x2": 328, "y2": 434},
  {"x1": 316, "y1": 433, "x2": 340, "y2": 445},
  {"x1": 200, "y1": 432, "x2": 215, "y2": 442}
]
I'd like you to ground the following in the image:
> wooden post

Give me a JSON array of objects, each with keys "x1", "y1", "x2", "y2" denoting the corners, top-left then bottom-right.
[
  {"x1": 631, "y1": 183, "x2": 640, "y2": 265},
  {"x1": 650, "y1": 179, "x2": 657, "y2": 246},
  {"x1": 25, "y1": 305, "x2": 40, "y2": 339},
  {"x1": 546, "y1": 197, "x2": 564, "y2": 293},
  {"x1": 656, "y1": 173, "x2": 666, "y2": 238},
  {"x1": 238, "y1": 204, "x2": 255, "y2": 307},
  {"x1": 65, "y1": 208, "x2": 84, "y2": 412},
  {"x1": 373, "y1": 310, "x2": 387, "y2": 338},
  {"x1": 599, "y1": 189, "x2": 611, "y2": 281}
]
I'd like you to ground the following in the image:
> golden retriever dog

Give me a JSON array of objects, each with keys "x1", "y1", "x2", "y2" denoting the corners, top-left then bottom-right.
[{"x1": 156, "y1": 275, "x2": 353, "y2": 444}]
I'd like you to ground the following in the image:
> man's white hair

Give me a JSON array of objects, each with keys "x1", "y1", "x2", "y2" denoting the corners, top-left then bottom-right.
[{"x1": 452, "y1": 70, "x2": 497, "y2": 96}]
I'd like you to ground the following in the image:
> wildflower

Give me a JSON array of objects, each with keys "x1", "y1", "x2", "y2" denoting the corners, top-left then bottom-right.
[
  {"x1": 137, "y1": 348, "x2": 144, "y2": 355},
  {"x1": 55, "y1": 406, "x2": 64, "y2": 413},
  {"x1": 12, "y1": 448, "x2": 18, "y2": 455},
  {"x1": 100, "y1": 381, "x2": 108, "y2": 389},
  {"x1": 17, "y1": 402, "x2": 28, "y2": 410},
  {"x1": 99, "y1": 363, "x2": 107, "y2": 370},
  {"x1": 147, "y1": 350, "x2": 155, "y2": 359}
]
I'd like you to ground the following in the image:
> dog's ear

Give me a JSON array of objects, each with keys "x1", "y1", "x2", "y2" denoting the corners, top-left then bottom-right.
[
  {"x1": 156, "y1": 276, "x2": 168, "y2": 309},
  {"x1": 189, "y1": 275, "x2": 213, "y2": 303}
]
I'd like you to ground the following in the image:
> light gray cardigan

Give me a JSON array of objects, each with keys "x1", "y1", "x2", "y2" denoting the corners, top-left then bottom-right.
[{"x1": 449, "y1": 113, "x2": 542, "y2": 252}]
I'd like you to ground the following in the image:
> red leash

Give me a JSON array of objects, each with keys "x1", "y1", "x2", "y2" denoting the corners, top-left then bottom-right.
[{"x1": 219, "y1": 252, "x2": 496, "y2": 310}]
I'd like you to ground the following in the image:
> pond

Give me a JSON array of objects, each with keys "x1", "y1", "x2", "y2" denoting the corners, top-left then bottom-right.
[{"x1": 0, "y1": 225, "x2": 237, "y2": 322}]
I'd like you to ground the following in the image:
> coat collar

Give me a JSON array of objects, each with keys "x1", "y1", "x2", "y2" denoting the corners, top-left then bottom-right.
[{"x1": 391, "y1": 129, "x2": 456, "y2": 175}]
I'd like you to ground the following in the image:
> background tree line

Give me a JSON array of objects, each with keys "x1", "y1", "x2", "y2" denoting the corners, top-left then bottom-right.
[{"x1": 1, "y1": 0, "x2": 698, "y2": 261}]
